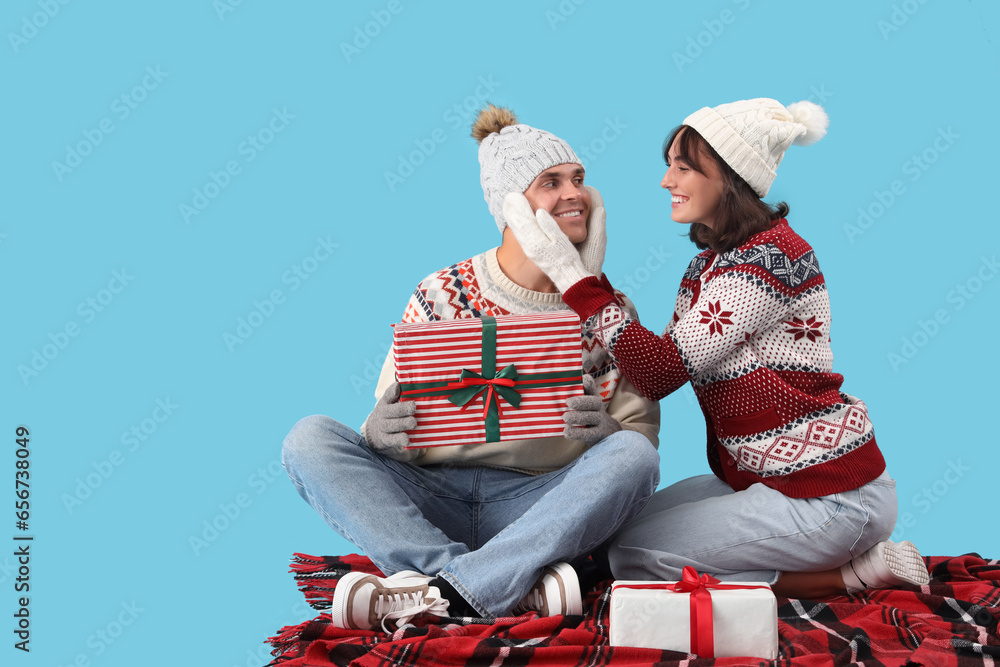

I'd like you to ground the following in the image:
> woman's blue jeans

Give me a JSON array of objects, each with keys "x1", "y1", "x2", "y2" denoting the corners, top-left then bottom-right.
[{"x1": 607, "y1": 471, "x2": 897, "y2": 584}]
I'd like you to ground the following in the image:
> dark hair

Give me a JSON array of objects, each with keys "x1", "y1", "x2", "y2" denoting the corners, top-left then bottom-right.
[{"x1": 663, "y1": 126, "x2": 789, "y2": 254}]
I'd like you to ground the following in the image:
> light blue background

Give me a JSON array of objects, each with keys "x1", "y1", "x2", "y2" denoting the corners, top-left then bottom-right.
[{"x1": 4, "y1": 1, "x2": 998, "y2": 665}]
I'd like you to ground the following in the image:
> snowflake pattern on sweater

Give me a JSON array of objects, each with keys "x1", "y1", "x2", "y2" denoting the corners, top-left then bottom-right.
[{"x1": 564, "y1": 220, "x2": 885, "y2": 498}]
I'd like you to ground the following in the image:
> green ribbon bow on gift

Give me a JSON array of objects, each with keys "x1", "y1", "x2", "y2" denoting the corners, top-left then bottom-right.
[
  {"x1": 444, "y1": 318, "x2": 520, "y2": 441},
  {"x1": 398, "y1": 315, "x2": 583, "y2": 443},
  {"x1": 446, "y1": 363, "x2": 522, "y2": 434}
]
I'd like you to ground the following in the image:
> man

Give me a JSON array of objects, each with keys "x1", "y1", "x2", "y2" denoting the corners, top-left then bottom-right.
[{"x1": 282, "y1": 104, "x2": 660, "y2": 629}]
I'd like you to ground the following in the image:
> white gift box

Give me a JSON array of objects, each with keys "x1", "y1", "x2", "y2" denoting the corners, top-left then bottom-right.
[{"x1": 609, "y1": 574, "x2": 779, "y2": 659}]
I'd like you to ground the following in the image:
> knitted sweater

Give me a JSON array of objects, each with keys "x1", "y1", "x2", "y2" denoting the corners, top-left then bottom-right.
[
  {"x1": 365, "y1": 248, "x2": 661, "y2": 474},
  {"x1": 563, "y1": 219, "x2": 885, "y2": 498}
]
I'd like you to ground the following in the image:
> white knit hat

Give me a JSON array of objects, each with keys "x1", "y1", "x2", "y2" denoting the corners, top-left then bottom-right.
[
  {"x1": 683, "y1": 98, "x2": 829, "y2": 197},
  {"x1": 474, "y1": 105, "x2": 581, "y2": 233}
]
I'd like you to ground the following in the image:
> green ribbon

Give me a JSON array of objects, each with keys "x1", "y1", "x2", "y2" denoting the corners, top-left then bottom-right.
[
  {"x1": 445, "y1": 317, "x2": 514, "y2": 441},
  {"x1": 446, "y1": 364, "x2": 521, "y2": 442},
  {"x1": 399, "y1": 316, "x2": 583, "y2": 443},
  {"x1": 446, "y1": 364, "x2": 522, "y2": 409}
]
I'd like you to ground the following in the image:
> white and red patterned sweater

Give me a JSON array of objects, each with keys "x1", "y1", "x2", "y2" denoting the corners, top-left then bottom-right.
[
  {"x1": 563, "y1": 219, "x2": 885, "y2": 498},
  {"x1": 365, "y1": 248, "x2": 660, "y2": 474}
]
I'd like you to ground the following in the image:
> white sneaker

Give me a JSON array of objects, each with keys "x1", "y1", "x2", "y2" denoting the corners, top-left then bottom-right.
[
  {"x1": 513, "y1": 562, "x2": 583, "y2": 616},
  {"x1": 331, "y1": 570, "x2": 450, "y2": 631},
  {"x1": 846, "y1": 540, "x2": 930, "y2": 591}
]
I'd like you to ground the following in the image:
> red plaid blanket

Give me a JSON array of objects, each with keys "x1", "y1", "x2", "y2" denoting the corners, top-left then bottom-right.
[{"x1": 266, "y1": 553, "x2": 1000, "y2": 666}]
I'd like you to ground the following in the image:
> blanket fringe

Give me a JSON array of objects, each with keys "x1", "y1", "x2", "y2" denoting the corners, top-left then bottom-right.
[
  {"x1": 266, "y1": 617, "x2": 327, "y2": 666},
  {"x1": 288, "y1": 552, "x2": 331, "y2": 574},
  {"x1": 287, "y1": 553, "x2": 385, "y2": 610}
]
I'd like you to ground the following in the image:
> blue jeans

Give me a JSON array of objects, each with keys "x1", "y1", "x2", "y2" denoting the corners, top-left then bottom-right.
[
  {"x1": 282, "y1": 415, "x2": 660, "y2": 618},
  {"x1": 607, "y1": 472, "x2": 897, "y2": 584}
]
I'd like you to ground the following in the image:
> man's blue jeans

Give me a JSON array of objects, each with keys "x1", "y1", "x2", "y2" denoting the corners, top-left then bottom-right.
[{"x1": 282, "y1": 415, "x2": 659, "y2": 618}]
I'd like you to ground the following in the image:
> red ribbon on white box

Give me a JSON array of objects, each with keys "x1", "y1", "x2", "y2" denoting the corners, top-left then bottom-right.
[{"x1": 612, "y1": 566, "x2": 772, "y2": 658}]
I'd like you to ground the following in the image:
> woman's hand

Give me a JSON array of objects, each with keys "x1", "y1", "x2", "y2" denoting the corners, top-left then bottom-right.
[
  {"x1": 504, "y1": 191, "x2": 594, "y2": 293},
  {"x1": 576, "y1": 185, "x2": 606, "y2": 277}
]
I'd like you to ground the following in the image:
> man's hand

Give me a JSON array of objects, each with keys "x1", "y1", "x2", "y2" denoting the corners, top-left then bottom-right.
[
  {"x1": 563, "y1": 374, "x2": 622, "y2": 445},
  {"x1": 364, "y1": 382, "x2": 417, "y2": 455},
  {"x1": 503, "y1": 192, "x2": 594, "y2": 293}
]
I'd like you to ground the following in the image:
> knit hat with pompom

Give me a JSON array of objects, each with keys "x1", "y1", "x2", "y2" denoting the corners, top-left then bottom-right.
[
  {"x1": 683, "y1": 98, "x2": 829, "y2": 197},
  {"x1": 473, "y1": 104, "x2": 581, "y2": 233}
]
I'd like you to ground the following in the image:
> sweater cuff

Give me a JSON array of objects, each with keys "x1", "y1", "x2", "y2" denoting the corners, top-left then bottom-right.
[{"x1": 563, "y1": 274, "x2": 620, "y2": 320}]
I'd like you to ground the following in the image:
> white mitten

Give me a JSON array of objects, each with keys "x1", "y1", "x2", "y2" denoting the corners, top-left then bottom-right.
[
  {"x1": 576, "y1": 185, "x2": 606, "y2": 277},
  {"x1": 503, "y1": 192, "x2": 594, "y2": 293}
]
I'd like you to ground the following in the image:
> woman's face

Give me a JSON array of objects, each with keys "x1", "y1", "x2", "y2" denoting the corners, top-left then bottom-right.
[{"x1": 661, "y1": 129, "x2": 725, "y2": 229}]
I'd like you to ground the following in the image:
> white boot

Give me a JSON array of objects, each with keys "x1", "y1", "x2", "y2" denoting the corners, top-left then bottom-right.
[{"x1": 841, "y1": 540, "x2": 930, "y2": 592}]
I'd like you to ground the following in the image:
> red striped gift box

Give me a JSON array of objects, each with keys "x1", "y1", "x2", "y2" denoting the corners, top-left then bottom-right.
[{"x1": 392, "y1": 311, "x2": 585, "y2": 448}]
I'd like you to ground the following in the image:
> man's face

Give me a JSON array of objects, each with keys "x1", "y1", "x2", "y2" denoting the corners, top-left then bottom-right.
[{"x1": 522, "y1": 164, "x2": 591, "y2": 244}]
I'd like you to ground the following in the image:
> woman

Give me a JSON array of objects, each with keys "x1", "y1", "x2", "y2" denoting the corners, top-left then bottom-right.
[{"x1": 502, "y1": 98, "x2": 929, "y2": 597}]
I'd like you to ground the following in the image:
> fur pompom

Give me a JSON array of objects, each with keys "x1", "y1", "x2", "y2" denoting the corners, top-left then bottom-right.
[
  {"x1": 786, "y1": 100, "x2": 829, "y2": 146},
  {"x1": 471, "y1": 103, "x2": 518, "y2": 144}
]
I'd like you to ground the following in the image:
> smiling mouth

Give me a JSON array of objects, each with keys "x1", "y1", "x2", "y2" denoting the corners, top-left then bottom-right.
[
  {"x1": 671, "y1": 196, "x2": 688, "y2": 204},
  {"x1": 556, "y1": 210, "x2": 583, "y2": 219}
]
